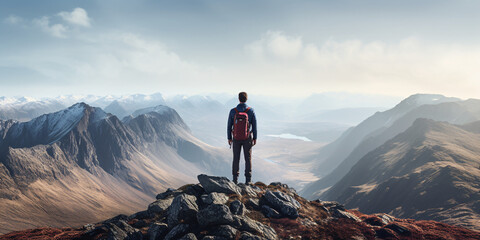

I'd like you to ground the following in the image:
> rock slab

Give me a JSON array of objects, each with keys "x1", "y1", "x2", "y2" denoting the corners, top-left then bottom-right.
[{"x1": 198, "y1": 174, "x2": 241, "y2": 195}]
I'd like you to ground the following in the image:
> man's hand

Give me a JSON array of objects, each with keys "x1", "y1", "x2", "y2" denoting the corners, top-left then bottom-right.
[
  {"x1": 228, "y1": 139, "x2": 232, "y2": 146},
  {"x1": 252, "y1": 139, "x2": 257, "y2": 146}
]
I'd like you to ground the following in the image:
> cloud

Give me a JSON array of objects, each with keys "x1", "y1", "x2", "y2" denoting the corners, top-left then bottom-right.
[
  {"x1": 240, "y1": 31, "x2": 480, "y2": 98},
  {"x1": 33, "y1": 16, "x2": 68, "y2": 38},
  {"x1": 245, "y1": 31, "x2": 303, "y2": 60},
  {"x1": 12, "y1": 8, "x2": 91, "y2": 38},
  {"x1": 0, "y1": 29, "x2": 216, "y2": 96},
  {"x1": 4, "y1": 15, "x2": 23, "y2": 24},
  {"x1": 58, "y1": 8, "x2": 91, "y2": 27}
]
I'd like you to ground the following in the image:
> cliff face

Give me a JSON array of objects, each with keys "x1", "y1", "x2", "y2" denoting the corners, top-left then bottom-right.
[{"x1": 2, "y1": 175, "x2": 478, "y2": 240}]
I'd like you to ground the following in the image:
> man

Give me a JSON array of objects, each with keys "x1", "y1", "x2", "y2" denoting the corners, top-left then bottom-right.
[{"x1": 227, "y1": 92, "x2": 257, "y2": 184}]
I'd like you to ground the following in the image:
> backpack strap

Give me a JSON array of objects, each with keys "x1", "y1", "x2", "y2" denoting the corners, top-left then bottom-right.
[
  {"x1": 244, "y1": 107, "x2": 251, "y2": 113},
  {"x1": 234, "y1": 108, "x2": 239, "y2": 114}
]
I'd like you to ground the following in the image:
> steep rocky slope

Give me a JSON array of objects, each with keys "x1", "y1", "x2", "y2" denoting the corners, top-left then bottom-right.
[
  {"x1": 311, "y1": 94, "x2": 460, "y2": 176},
  {"x1": 303, "y1": 95, "x2": 480, "y2": 199},
  {"x1": 322, "y1": 119, "x2": 480, "y2": 231},
  {"x1": 0, "y1": 103, "x2": 229, "y2": 234},
  {"x1": 1, "y1": 175, "x2": 479, "y2": 240}
]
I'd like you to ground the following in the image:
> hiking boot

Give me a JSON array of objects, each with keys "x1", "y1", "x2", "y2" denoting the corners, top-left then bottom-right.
[
  {"x1": 245, "y1": 177, "x2": 252, "y2": 185},
  {"x1": 233, "y1": 176, "x2": 238, "y2": 184}
]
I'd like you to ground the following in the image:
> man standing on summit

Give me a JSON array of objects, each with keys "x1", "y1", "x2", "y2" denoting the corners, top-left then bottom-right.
[{"x1": 228, "y1": 92, "x2": 257, "y2": 185}]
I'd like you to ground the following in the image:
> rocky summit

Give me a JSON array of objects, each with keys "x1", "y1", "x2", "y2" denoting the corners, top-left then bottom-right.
[{"x1": 1, "y1": 174, "x2": 479, "y2": 240}]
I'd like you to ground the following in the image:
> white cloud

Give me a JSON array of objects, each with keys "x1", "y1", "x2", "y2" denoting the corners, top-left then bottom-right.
[
  {"x1": 33, "y1": 16, "x2": 68, "y2": 38},
  {"x1": 16, "y1": 8, "x2": 91, "y2": 38},
  {"x1": 241, "y1": 31, "x2": 480, "y2": 98},
  {"x1": 4, "y1": 15, "x2": 23, "y2": 24},
  {"x1": 245, "y1": 31, "x2": 303, "y2": 60},
  {"x1": 0, "y1": 30, "x2": 216, "y2": 96},
  {"x1": 58, "y1": 8, "x2": 91, "y2": 27}
]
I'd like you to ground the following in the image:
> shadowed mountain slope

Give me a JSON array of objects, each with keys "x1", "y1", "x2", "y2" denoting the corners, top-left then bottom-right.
[
  {"x1": 322, "y1": 119, "x2": 480, "y2": 230},
  {"x1": 311, "y1": 94, "x2": 460, "y2": 177},
  {"x1": 302, "y1": 95, "x2": 480, "y2": 199}
]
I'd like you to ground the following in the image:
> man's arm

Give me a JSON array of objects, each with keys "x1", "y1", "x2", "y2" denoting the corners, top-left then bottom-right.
[
  {"x1": 251, "y1": 108, "x2": 257, "y2": 141},
  {"x1": 227, "y1": 109, "x2": 234, "y2": 142}
]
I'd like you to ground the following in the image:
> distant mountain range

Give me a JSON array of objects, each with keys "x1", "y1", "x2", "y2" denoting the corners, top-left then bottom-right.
[
  {"x1": 301, "y1": 93, "x2": 480, "y2": 231},
  {"x1": 0, "y1": 103, "x2": 229, "y2": 234},
  {"x1": 0, "y1": 92, "x2": 398, "y2": 146},
  {"x1": 302, "y1": 94, "x2": 469, "y2": 196}
]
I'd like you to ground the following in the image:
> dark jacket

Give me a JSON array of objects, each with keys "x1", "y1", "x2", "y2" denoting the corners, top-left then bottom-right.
[{"x1": 227, "y1": 103, "x2": 257, "y2": 140}]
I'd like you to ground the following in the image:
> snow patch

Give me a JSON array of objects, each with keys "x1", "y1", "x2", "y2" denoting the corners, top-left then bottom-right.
[
  {"x1": 132, "y1": 105, "x2": 172, "y2": 117},
  {"x1": 7, "y1": 103, "x2": 93, "y2": 144}
]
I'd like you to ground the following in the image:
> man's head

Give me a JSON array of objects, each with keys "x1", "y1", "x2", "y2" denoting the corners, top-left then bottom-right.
[{"x1": 238, "y1": 92, "x2": 248, "y2": 103}]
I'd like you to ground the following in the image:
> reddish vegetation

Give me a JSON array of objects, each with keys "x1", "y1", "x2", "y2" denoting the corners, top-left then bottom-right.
[
  {"x1": 0, "y1": 228, "x2": 83, "y2": 240},
  {"x1": 347, "y1": 210, "x2": 480, "y2": 240}
]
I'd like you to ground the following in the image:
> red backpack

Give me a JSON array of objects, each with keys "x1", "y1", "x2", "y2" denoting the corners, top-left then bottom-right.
[{"x1": 232, "y1": 107, "x2": 251, "y2": 141}]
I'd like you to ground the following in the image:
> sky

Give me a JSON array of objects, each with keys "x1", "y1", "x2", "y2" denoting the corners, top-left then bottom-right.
[{"x1": 1, "y1": 0, "x2": 480, "y2": 99}]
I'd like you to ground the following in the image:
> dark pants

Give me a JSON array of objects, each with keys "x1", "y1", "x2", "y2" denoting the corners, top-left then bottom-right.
[{"x1": 232, "y1": 138, "x2": 252, "y2": 178}]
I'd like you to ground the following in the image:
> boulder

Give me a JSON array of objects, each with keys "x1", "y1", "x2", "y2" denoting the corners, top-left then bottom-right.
[
  {"x1": 269, "y1": 182, "x2": 288, "y2": 188},
  {"x1": 376, "y1": 214, "x2": 395, "y2": 225},
  {"x1": 179, "y1": 233, "x2": 198, "y2": 240},
  {"x1": 148, "y1": 197, "x2": 174, "y2": 215},
  {"x1": 201, "y1": 192, "x2": 229, "y2": 205},
  {"x1": 131, "y1": 219, "x2": 147, "y2": 229},
  {"x1": 168, "y1": 194, "x2": 199, "y2": 226},
  {"x1": 385, "y1": 223, "x2": 411, "y2": 236},
  {"x1": 261, "y1": 205, "x2": 281, "y2": 219},
  {"x1": 83, "y1": 224, "x2": 95, "y2": 231},
  {"x1": 210, "y1": 225, "x2": 238, "y2": 239},
  {"x1": 331, "y1": 209, "x2": 361, "y2": 222},
  {"x1": 197, "y1": 204, "x2": 234, "y2": 226},
  {"x1": 239, "y1": 232, "x2": 267, "y2": 240},
  {"x1": 238, "y1": 183, "x2": 260, "y2": 197},
  {"x1": 128, "y1": 210, "x2": 151, "y2": 220},
  {"x1": 269, "y1": 182, "x2": 296, "y2": 194},
  {"x1": 202, "y1": 236, "x2": 227, "y2": 240},
  {"x1": 185, "y1": 184, "x2": 205, "y2": 197},
  {"x1": 316, "y1": 200, "x2": 345, "y2": 211},
  {"x1": 115, "y1": 220, "x2": 143, "y2": 240},
  {"x1": 165, "y1": 224, "x2": 190, "y2": 240},
  {"x1": 246, "y1": 198, "x2": 261, "y2": 210},
  {"x1": 102, "y1": 214, "x2": 129, "y2": 225},
  {"x1": 96, "y1": 220, "x2": 143, "y2": 240},
  {"x1": 198, "y1": 174, "x2": 241, "y2": 195},
  {"x1": 147, "y1": 222, "x2": 168, "y2": 240},
  {"x1": 263, "y1": 190, "x2": 300, "y2": 219},
  {"x1": 157, "y1": 188, "x2": 182, "y2": 200},
  {"x1": 232, "y1": 216, "x2": 278, "y2": 240},
  {"x1": 229, "y1": 200, "x2": 246, "y2": 216},
  {"x1": 104, "y1": 223, "x2": 128, "y2": 240}
]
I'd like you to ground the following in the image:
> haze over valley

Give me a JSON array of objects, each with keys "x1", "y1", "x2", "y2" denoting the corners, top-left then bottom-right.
[{"x1": 1, "y1": 92, "x2": 480, "y2": 233}]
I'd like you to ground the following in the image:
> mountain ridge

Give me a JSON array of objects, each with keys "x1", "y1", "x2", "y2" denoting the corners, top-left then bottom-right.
[
  {"x1": 322, "y1": 118, "x2": 480, "y2": 230},
  {"x1": 0, "y1": 103, "x2": 230, "y2": 234},
  {"x1": 302, "y1": 95, "x2": 480, "y2": 200}
]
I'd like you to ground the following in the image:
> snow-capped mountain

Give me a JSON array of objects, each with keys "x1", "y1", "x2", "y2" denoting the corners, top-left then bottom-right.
[
  {"x1": 0, "y1": 102, "x2": 229, "y2": 234},
  {"x1": 0, "y1": 96, "x2": 66, "y2": 122}
]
